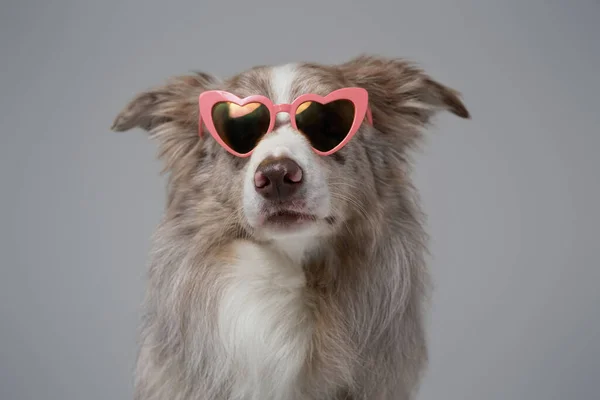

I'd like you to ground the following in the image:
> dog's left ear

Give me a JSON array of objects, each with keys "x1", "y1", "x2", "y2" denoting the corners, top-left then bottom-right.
[{"x1": 340, "y1": 55, "x2": 470, "y2": 128}]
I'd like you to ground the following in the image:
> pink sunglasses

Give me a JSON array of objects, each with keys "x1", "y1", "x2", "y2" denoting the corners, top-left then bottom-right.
[{"x1": 198, "y1": 87, "x2": 372, "y2": 157}]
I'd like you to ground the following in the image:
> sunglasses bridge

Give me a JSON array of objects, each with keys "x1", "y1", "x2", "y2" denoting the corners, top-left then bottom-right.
[{"x1": 271, "y1": 103, "x2": 293, "y2": 118}]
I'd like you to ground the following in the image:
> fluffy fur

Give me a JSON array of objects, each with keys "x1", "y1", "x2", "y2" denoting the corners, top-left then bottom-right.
[{"x1": 111, "y1": 54, "x2": 469, "y2": 400}]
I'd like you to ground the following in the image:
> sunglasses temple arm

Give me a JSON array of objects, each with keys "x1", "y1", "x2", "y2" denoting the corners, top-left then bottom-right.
[
  {"x1": 366, "y1": 107, "x2": 373, "y2": 125},
  {"x1": 198, "y1": 114, "x2": 204, "y2": 137}
]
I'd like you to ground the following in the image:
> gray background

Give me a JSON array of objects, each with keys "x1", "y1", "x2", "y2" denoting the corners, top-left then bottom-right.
[{"x1": 1, "y1": 0, "x2": 599, "y2": 399}]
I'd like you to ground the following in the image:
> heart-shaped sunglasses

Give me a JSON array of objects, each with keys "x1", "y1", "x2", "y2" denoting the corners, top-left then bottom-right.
[{"x1": 198, "y1": 87, "x2": 372, "y2": 157}]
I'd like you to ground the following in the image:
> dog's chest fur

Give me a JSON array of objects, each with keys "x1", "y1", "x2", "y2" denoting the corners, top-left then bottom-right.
[{"x1": 218, "y1": 240, "x2": 315, "y2": 399}]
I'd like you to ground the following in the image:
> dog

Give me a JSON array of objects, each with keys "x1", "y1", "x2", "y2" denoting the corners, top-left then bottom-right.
[{"x1": 111, "y1": 54, "x2": 469, "y2": 400}]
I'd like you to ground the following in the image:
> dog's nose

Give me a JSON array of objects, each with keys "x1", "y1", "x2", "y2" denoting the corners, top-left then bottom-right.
[{"x1": 254, "y1": 157, "x2": 303, "y2": 201}]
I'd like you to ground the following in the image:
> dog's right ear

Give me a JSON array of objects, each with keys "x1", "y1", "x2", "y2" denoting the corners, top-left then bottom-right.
[
  {"x1": 111, "y1": 72, "x2": 219, "y2": 133},
  {"x1": 111, "y1": 72, "x2": 220, "y2": 174}
]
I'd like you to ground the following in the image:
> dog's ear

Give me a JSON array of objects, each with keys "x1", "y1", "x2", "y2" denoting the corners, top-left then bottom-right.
[
  {"x1": 111, "y1": 72, "x2": 220, "y2": 174},
  {"x1": 111, "y1": 72, "x2": 218, "y2": 133},
  {"x1": 340, "y1": 55, "x2": 469, "y2": 136}
]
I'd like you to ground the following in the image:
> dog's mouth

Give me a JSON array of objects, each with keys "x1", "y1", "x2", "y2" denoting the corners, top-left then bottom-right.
[{"x1": 264, "y1": 210, "x2": 317, "y2": 226}]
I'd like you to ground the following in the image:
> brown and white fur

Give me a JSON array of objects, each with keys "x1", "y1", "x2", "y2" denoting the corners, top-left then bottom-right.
[{"x1": 111, "y1": 54, "x2": 469, "y2": 400}]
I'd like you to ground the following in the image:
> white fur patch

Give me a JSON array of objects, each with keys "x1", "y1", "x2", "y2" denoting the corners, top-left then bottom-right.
[
  {"x1": 242, "y1": 127, "x2": 331, "y2": 243},
  {"x1": 270, "y1": 63, "x2": 297, "y2": 122},
  {"x1": 218, "y1": 241, "x2": 313, "y2": 400},
  {"x1": 241, "y1": 64, "x2": 331, "y2": 259}
]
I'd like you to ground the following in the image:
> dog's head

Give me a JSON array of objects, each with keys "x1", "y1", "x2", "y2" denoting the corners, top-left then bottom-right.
[{"x1": 112, "y1": 55, "x2": 469, "y2": 260}]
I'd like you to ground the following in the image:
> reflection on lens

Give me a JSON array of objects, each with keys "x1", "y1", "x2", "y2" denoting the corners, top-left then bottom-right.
[
  {"x1": 227, "y1": 102, "x2": 261, "y2": 118},
  {"x1": 212, "y1": 102, "x2": 270, "y2": 154},
  {"x1": 295, "y1": 101, "x2": 312, "y2": 115},
  {"x1": 294, "y1": 100, "x2": 355, "y2": 152}
]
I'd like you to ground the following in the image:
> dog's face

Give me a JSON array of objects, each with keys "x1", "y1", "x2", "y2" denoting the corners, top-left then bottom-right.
[
  {"x1": 228, "y1": 64, "x2": 372, "y2": 251},
  {"x1": 112, "y1": 55, "x2": 469, "y2": 258}
]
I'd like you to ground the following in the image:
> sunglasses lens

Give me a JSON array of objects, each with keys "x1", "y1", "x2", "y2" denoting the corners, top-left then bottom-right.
[
  {"x1": 294, "y1": 99, "x2": 356, "y2": 153},
  {"x1": 211, "y1": 102, "x2": 270, "y2": 155}
]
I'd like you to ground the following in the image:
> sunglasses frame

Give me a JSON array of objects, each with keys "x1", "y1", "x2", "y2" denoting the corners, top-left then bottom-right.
[{"x1": 198, "y1": 87, "x2": 373, "y2": 158}]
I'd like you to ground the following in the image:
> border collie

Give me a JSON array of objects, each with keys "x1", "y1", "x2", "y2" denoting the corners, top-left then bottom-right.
[{"x1": 111, "y1": 54, "x2": 469, "y2": 400}]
